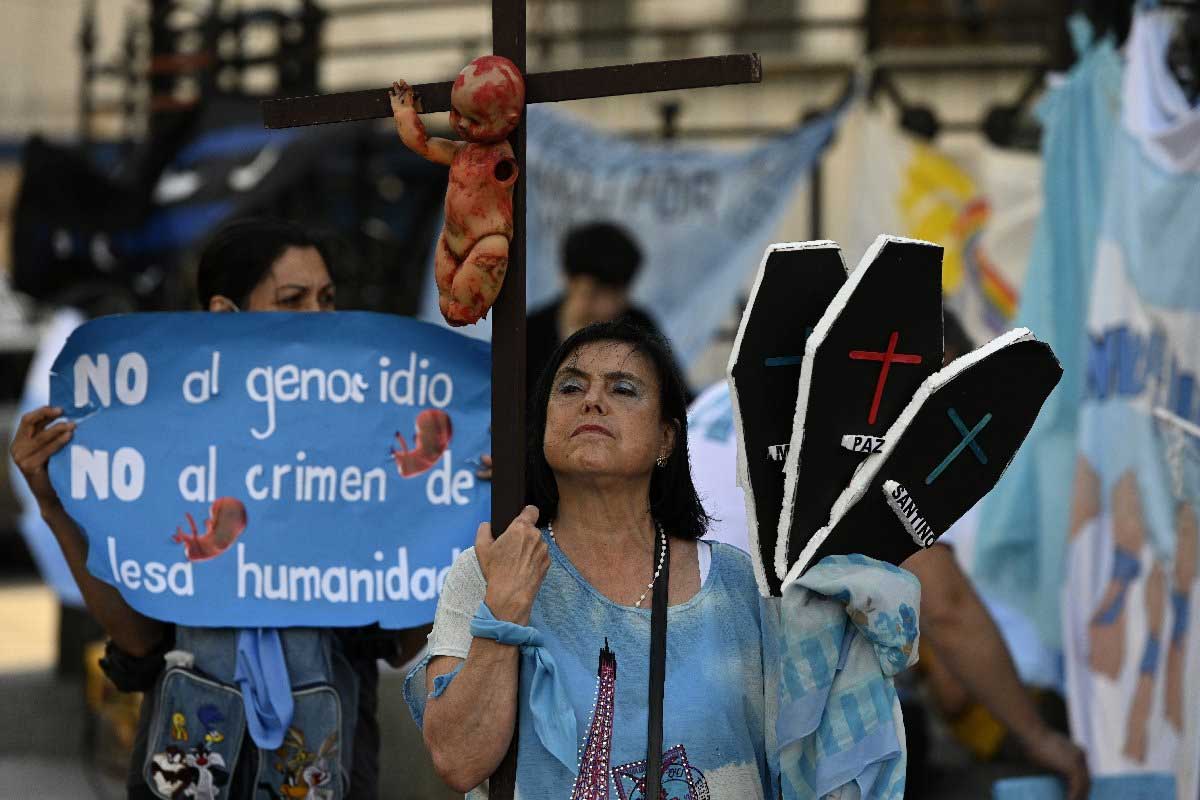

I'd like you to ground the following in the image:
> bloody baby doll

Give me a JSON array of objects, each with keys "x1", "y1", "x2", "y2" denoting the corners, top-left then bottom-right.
[{"x1": 390, "y1": 56, "x2": 525, "y2": 326}]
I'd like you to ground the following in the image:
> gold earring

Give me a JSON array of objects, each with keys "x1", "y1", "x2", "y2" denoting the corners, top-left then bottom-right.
[{"x1": 656, "y1": 454, "x2": 668, "y2": 468}]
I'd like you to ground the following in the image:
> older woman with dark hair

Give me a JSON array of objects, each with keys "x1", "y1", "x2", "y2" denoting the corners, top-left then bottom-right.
[{"x1": 406, "y1": 320, "x2": 776, "y2": 798}]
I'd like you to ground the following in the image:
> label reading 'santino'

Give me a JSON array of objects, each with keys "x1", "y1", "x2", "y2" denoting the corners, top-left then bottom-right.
[{"x1": 883, "y1": 480, "x2": 938, "y2": 548}]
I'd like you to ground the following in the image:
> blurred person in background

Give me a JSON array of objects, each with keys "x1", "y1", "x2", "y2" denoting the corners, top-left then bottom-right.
[
  {"x1": 526, "y1": 221, "x2": 693, "y2": 402},
  {"x1": 9, "y1": 217, "x2": 428, "y2": 799},
  {"x1": 687, "y1": 310, "x2": 1089, "y2": 800}
]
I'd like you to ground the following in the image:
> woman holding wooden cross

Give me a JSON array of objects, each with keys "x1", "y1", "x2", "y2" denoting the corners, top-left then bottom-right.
[{"x1": 407, "y1": 320, "x2": 778, "y2": 798}]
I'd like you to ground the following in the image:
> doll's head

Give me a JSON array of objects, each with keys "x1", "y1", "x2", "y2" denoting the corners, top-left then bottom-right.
[{"x1": 450, "y1": 55, "x2": 525, "y2": 143}]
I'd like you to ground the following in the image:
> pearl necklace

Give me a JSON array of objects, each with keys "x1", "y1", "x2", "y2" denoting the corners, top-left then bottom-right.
[{"x1": 548, "y1": 520, "x2": 668, "y2": 609}]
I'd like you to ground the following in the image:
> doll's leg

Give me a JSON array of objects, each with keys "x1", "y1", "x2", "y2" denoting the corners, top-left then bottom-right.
[
  {"x1": 446, "y1": 234, "x2": 509, "y2": 326},
  {"x1": 434, "y1": 234, "x2": 461, "y2": 324}
]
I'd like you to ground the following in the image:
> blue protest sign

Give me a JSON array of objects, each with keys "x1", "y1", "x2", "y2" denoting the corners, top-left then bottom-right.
[{"x1": 48, "y1": 312, "x2": 490, "y2": 629}]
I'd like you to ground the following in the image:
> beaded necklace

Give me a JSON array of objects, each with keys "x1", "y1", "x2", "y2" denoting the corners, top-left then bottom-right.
[{"x1": 547, "y1": 520, "x2": 668, "y2": 609}]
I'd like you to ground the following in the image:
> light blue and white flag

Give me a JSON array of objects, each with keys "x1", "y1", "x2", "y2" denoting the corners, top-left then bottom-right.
[
  {"x1": 1061, "y1": 9, "x2": 1200, "y2": 795},
  {"x1": 972, "y1": 16, "x2": 1123, "y2": 651}
]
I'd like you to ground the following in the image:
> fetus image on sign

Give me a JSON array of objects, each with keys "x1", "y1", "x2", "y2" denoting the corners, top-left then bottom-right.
[
  {"x1": 172, "y1": 497, "x2": 248, "y2": 562},
  {"x1": 391, "y1": 409, "x2": 453, "y2": 478}
]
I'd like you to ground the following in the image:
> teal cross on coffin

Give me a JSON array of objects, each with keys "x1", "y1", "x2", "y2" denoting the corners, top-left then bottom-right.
[{"x1": 926, "y1": 407, "x2": 992, "y2": 485}]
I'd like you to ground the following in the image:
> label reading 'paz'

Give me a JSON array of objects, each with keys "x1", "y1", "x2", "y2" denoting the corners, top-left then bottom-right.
[{"x1": 840, "y1": 434, "x2": 885, "y2": 454}]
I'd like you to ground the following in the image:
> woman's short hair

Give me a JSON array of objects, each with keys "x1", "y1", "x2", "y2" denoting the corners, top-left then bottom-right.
[
  {"x1": 561, "y1": 222, "x2": 642, "y2": 289},
  {"x1": 195, "y1": 217, "x2": 334, "y2": 308},
  {"x1": 527, "y1": 319, "x2": 710, "y2": 540}
]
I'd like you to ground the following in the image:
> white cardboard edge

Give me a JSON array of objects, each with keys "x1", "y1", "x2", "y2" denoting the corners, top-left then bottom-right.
[
  {"x1": 780, "y1": 326, "x2": 1035, "y2": 589},
  {"x1": 726, "y1": 240, "x2": 843, "y2": 597},
  {"x1": 774, "y1": 234, "x2": 940, "y2": 582}
]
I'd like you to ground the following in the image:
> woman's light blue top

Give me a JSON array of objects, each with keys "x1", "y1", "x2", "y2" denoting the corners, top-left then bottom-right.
[{"x1": 405, "y1": 532, "x2": 779, "y2": 799}]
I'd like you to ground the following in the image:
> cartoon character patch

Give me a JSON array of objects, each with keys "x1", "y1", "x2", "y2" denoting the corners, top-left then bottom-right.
[
  {"x1": 198, "y1": 704, "x2": 226, "y2": 745},
  {"x1": 259, "y1": 726, "x2": 338, "y2": 800},
  {"x1": 185, "y1": 743, "x2": 230, "y2": 800},
  {"x1": 612, "y1": 744, "x2": 711, "y2": 800},
  {"x1": 150, "y1": 745, "x2": 190, "y2": 797},
  {"x1": 149, "y1": 742, "x2": 229, "y2": 800},
  {"x1": 171, "y1": 711, "x2": 188, "y2": 741}
]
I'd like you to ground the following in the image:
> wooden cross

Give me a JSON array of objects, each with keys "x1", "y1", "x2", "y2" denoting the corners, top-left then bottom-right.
[{"x1": 263, "y1": 3, "x2": 760, "y2": 794}]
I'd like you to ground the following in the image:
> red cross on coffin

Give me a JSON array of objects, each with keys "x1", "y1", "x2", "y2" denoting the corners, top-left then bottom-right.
[
  {"x1": 782, "y1": 328, "x2": 1062, "y2": 583},
  {"x1": 774, "y1": 235, "x2": 944, "y2": 586}
]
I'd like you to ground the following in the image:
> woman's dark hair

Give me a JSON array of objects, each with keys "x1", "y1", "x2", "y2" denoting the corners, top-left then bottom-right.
[
  {"x1": 527, "y1": 319, "x2": 710, "y2": 540},
  {"x1": 195, "y1": 217, "x2": 334, "y2": 308}
]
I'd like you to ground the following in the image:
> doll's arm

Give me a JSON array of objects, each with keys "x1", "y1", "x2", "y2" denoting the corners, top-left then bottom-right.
[{"x1": 390, "y1": 81, "x2": 458, "y2": 166}]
